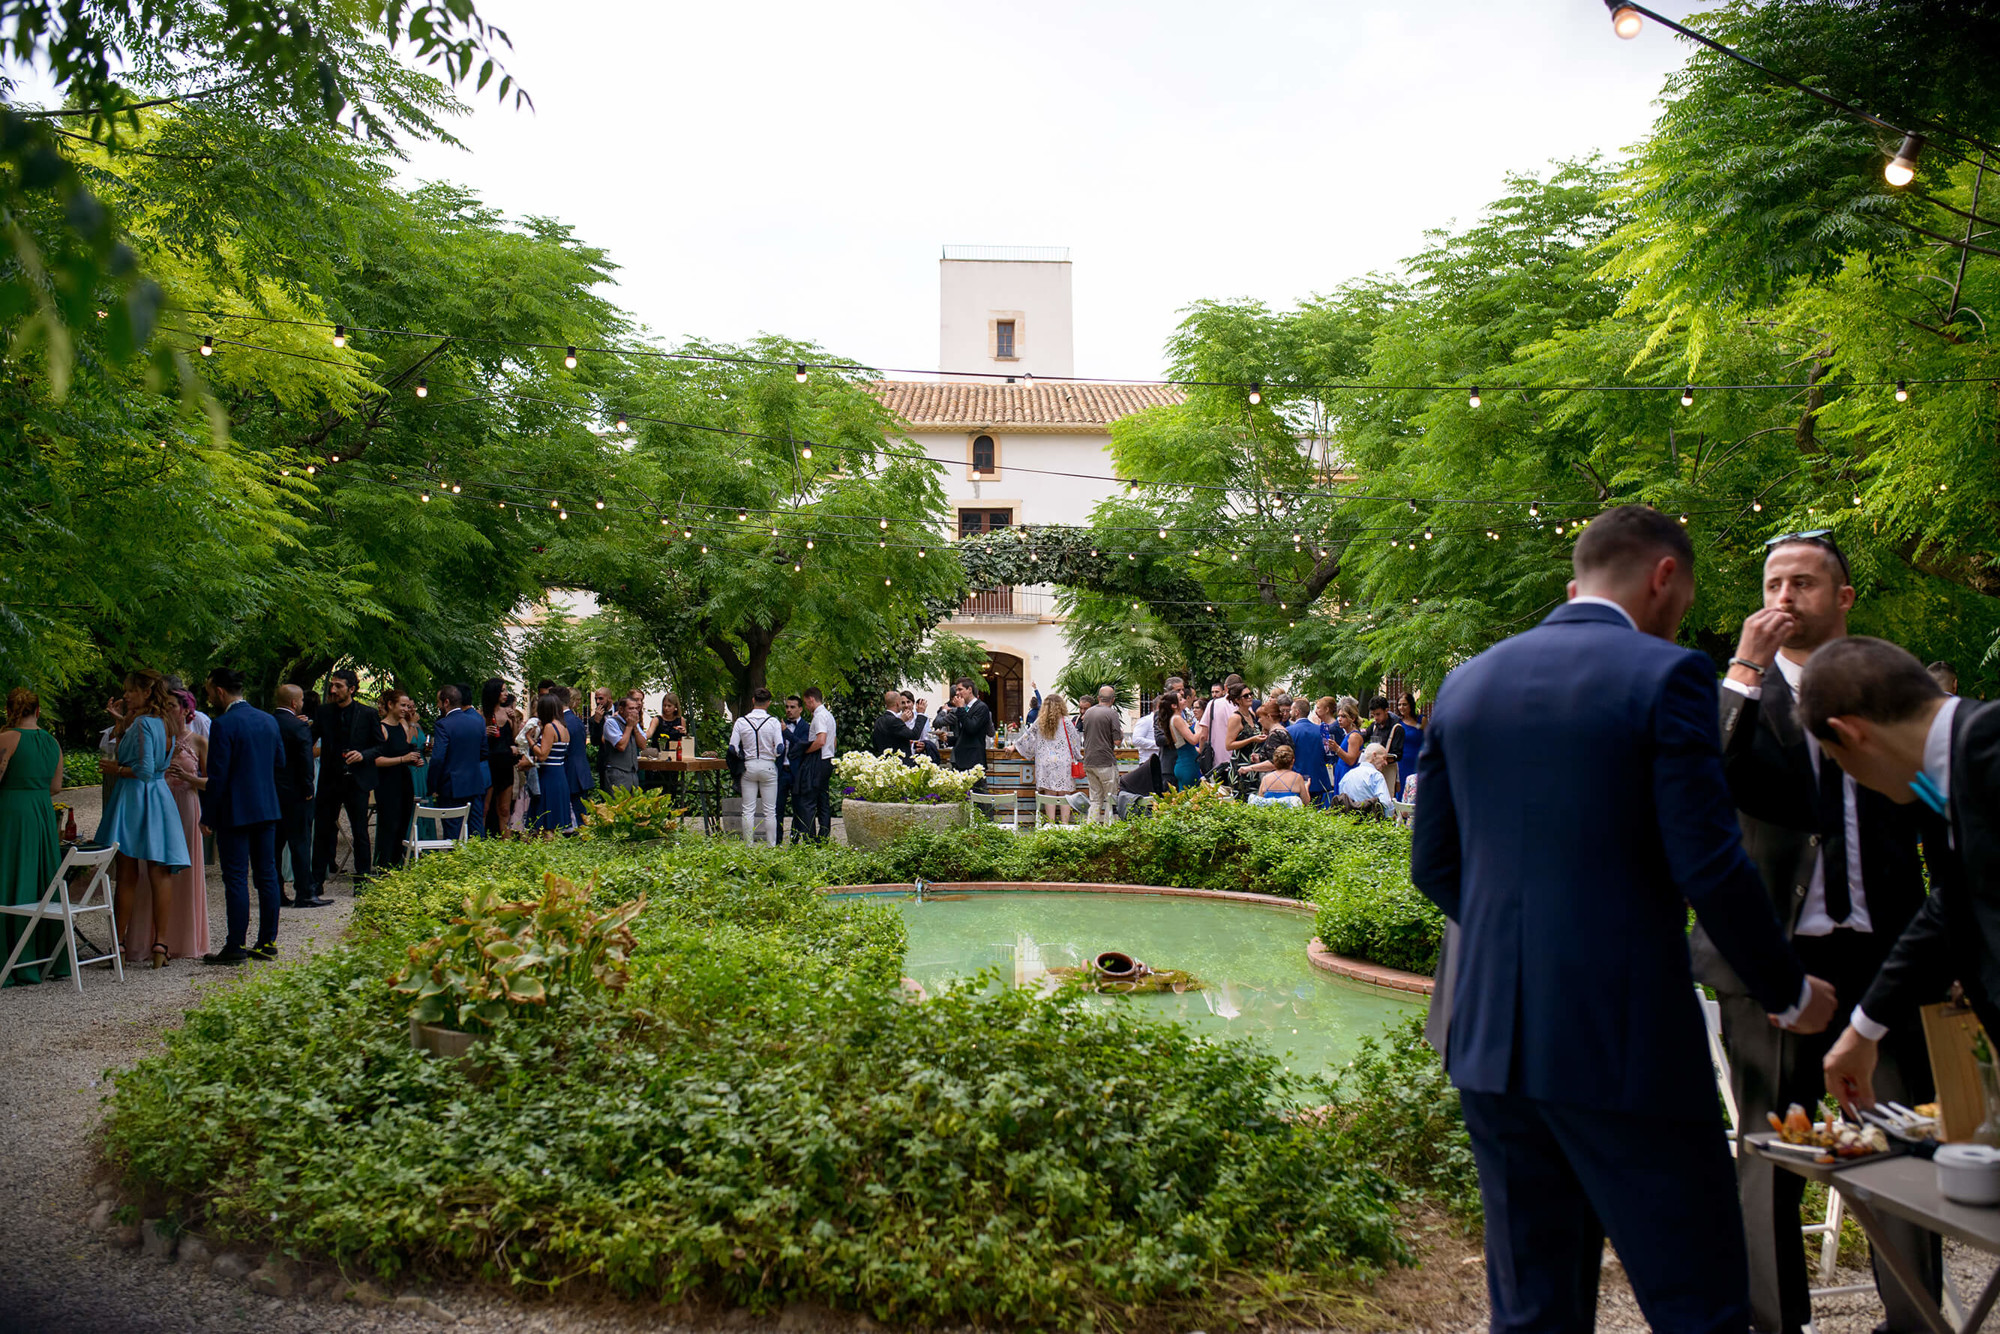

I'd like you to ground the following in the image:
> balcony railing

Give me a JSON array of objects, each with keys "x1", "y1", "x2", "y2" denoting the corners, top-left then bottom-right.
[{"x1": 953, "y1": 586, "x2": 1051, "y2": 621}]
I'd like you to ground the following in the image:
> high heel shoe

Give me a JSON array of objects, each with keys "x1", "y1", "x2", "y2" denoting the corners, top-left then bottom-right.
[{"x1": 150, "y1": 943, "x2": 169, "y2": 969}]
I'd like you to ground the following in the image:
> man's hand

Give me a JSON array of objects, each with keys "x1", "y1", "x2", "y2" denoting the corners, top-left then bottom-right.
[
  {"x1": 343, "y1": 750, "x2": 363, "y2": 765},
  {"x1": 1731, "y1": 608, "x2": 1796, "y2": 677},
  {"x1": 1824, "y1": 1024, "x2": 1881, "y2": 1114},
  {"x1": 1773, "y1": 974, "x2": 1838, "y2": 1034}
]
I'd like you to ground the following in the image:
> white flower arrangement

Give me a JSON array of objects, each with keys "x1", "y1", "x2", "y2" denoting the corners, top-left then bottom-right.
[{"x1": 834, "y1": 751, "x2": 984, "y2": 805}]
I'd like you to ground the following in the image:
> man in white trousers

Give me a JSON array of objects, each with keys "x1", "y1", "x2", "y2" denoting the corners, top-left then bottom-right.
[{"x1": 730, "y1": 687, "x2": 784, "y2": 846}]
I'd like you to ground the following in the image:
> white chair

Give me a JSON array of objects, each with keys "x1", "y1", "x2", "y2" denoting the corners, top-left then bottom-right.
[
  {"x1": 1698, "y1": 986, "x2": 1861, "y2": 1295},
  {"x1": 407, "y1": 803, "x2": 472, "y2": 863},
  {"x1": 1388, "y1": 798, "x2": 1416, "y2": 828},
  {"x1": 0, "y1": 844, "x2": 124, "y2": 990}
]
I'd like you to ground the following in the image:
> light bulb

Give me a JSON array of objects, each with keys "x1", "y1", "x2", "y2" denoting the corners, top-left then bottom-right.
[
  {"x1": 332, "y1": 324, "x2": 346, "y2": 348},
  {"x1": 549, "y1": 498, "x2": 559, "y2": 508},
  {"x1": 1192, "y1": 548, "x2": 1201, "y2": 557},
  {"x1": 1022, "y1": 372, "x2": 1034, "y2": 386},
  {"x1": 880, "y1": 518, "x2": 889, "y2": 529},
  {"x1": 1529, "y1": 504, "x2": 1539, "y2": 518},
  {"x1": 1609, "y1": 1, "x2": 1642, "y2": 38},
  {"x1": 1424, "y1": 527, "x2": 1434, "y2": 540},
  {"x1": 420, "y1": 490, "x2": 430, "y2": 502},
  {"x1": 1853, "y1": 493, "x2": 1862, "y2": 506},
  {"x1": 415, "y1": 378, "x2": 428, "y2": 398},
  {"x1": 1678, "y1": 514, "x2": 1689, "y2": 525},
  {"x1": 1681, "y1": 386, "x2": 1694, "y2": 407},
  {"x1": 701, "y1": 545, "x2": 709, "y2": 554},
  {"x1": 806, "y1": 539, "x2": 814, "y2": 549},
  {"x1": 660, "y1": 516, "x2": 668, "y2": 525},
  {"x1": 200, "y1": 335, "x2": 214, "y2": 357},
  {"x1": 794, "y1": 563, "x2": 801, "y2": 572},
  {"x1": 918, "y1": 548, "x2": 927, "y2": 557},
  {"x1": 738, "y1": 510, "x2": 748, "y2": 521},
  {"x1": 1248, "y1": 382, "x2": 1262, "y2": 405},
  {"x1": 613, "y1": 412, "x2": 627, "y2": 432},
  {"x1": 884, "y1": 578, "x2": 892, "y2": 587},
  {"x1": 329, "y1": 454, "x2": 339, "y2": 463},
  {"x1": 1885, "y1": 133, "x2": 1922, "y2": 188},
  {"x1": 683, "y1": 529, "x2": 693, "y2": 539},
  {"x1": 1128, "y1": 552, "x2": 1135, "y2": 560},
  {"x1": 564, "y1": 346, "x2": 577, "y2": 369},
  {"x1": 305, "y1": 465, "x2": 316, "y2": 475},
  {"x1": 450, "y1": 483, "x2": 461, "y2": 494},
  {"x1": 559, "y1": 509, "x2": 568, "y2": 520},
  {"x1": 1940, "y1": 483, "x2": 1949, "y2": 492},
  {"x1": 800, "y1": 446, "x2": 812, "y2": 460},
  {"x1": 1752, "y1": 501, "x2": 1763, "y2": 512},
  {"x1": 594, "y1": 497, "x2": 605, "y2": 510},
  {"x1": 1159, "y1": 527, "x2": 1167, "y2": 539},
  {"x1": 1895, "y1": 380, "x2": 1909, "y2": 402},
  {"x1": 1205, "y1": 605, "x2": 1214, "y2": 613},
  {"x1": 1467, "y1": 386, "x2": 1482, "y2": 409},
  {"x1": 794, "y1": 363, "x2": 808, "y2": 383}
]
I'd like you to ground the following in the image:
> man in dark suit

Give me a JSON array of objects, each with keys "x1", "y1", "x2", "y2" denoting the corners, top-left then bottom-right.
[
  {"x1": 775, "y1": 694, "x2": 810, "y2": 829},
  {"x1": 1411, "y1": 504, "x2": 1835, "y2": 1333},
  {"x1": 945, "y1": 677, "x2": 992, "y2": 776},
  {"x1": 560, "y1": 687, "x2": 592, "y2": 824},
  {"x1": 1801, "y1": 639, "x2": 2000, "y2": 1104},
  {"x1": 310, "y1": 668, "x2": 382, "y2": 895},
  {"x1": 270, "y1": 684, "x2": 326, "y2": 908},
  {"x1": 1697, "y1": 533, "x2": 1941, "y2": 1334},
  {"x1": 428, "y1": 683, "x2": 489, "y2": 839},
  {"x1": 870, "y1": 687, "x2": 917, "y2": 759},
  {"x1": 199, "y1": 667, "x2": 285, "y2": 964}
]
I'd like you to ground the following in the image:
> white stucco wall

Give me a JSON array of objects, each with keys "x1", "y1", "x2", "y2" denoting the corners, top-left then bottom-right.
[{"x1": 939, "y1": 257, "x2": 1074, "y2": 380}]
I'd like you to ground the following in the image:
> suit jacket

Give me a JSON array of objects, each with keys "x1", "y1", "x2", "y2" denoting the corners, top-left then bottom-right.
[
  {"x1": 1410, "y1": 600, "x2": 1806, "y2": 1121},
  {"x1": 779, "y1": 717, "x2": 811, "y2": 772},
  {"x1": 1691, "y1": 673, "x2": 1931, "y2": 1003},
  {"x1": 313, "y1": 699, "x2": 383, "y2": 793},
  {"x1": 870, "y1": 709, "x2": 916, "y2": 757},
  {"x1": 949, "y1": 698, "x2": 993, "y2": 770},
  {"x1": 562, "y1": 709, "x2": 592, "y2": 796},
  {"x1": 273, "y1": 708, "x2": 315, "y2": 806},
  {"x1": 201, "y1": 700, "x2": 283, "y2": 829},
  {"x1": 1859, "y1": 699, "x2": 2000, "y2": 1039},
  {"x1": 429, "y1": 706, "x2": 490, "y2": 801}
]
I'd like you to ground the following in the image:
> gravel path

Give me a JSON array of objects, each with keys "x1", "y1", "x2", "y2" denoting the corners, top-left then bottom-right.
[{"x1": 0, "y1": 789, "x2": 1986, "y2": 1332}]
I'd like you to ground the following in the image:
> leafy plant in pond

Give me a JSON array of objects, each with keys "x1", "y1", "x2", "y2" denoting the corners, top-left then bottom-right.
[
  {"x1": 390, "y1": 872, "x2": 644, "y2": 1031},
  {"x1": 578, "y1": 786, "x2": 683, "y2": 843}
]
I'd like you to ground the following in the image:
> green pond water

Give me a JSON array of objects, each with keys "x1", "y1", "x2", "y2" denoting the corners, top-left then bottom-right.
[{"x1": 834, "y1": 890, "x2": 1422, "y2": 1077}]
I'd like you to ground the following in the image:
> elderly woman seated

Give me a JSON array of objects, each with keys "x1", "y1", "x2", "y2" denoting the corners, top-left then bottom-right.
[
  {"x1": 1247, "y1": 745, "x2": 1312, "y2": 807},
  {"x1": 1336, "y1": 741, "x2": 1396, "y2": 807}
]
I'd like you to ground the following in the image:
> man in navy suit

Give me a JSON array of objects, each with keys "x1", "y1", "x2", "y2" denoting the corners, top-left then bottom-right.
[
  {"x1": 199, "y1": 667, "x2": 285, "y2": 964},
  {"x1": 270, "y1": 684, "x2": 327, "y2": 908},
  {"x1": 1411, "y1": 505, "x2": 1836, "y2": 1333},
  {"x1": 560, "y1": 687, "x2": 593, "y2": 824},
  {"x1": 428, "y1": 683, "x2": 489, "y2": 839}
]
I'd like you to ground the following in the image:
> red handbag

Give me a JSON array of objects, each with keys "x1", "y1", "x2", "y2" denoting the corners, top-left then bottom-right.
[{"x1": 1067, "y1": 721, "x2": 1086, "y2": 780}]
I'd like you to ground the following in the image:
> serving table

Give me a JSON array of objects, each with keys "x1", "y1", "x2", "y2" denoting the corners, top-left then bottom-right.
[{"x1": 636, "y1": 755, "x2": 727, "y2": 835}]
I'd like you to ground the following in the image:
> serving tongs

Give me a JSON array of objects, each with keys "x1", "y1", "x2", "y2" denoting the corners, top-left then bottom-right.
[{"x1": 1855, "y1": 1102, "x2": 1938, "y2": 1143}]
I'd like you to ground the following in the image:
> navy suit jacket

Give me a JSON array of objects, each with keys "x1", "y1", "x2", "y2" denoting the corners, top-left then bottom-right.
[
  {"x1": 429, "y1": 706, "x2": 489, "y2": 800},
  {"x1": 562, "y1": 709, "x2": 592, "y2": 796},
  {"x1": 1410, "y1": 600, "x2": 1807, "y2": 1121},
  {"x1": 202, "y1": 700, "x2": 283, "y2": 830}
]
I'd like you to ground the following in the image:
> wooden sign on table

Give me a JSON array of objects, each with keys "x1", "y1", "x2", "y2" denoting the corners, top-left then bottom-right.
[{"x1": 1921, "y1": 1000, "x2": 1994, "y2": 1143}]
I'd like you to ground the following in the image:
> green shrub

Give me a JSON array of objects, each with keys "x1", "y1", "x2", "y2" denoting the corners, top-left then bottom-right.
[
  {"x1": 1322, "y1": 1014, "x2": 1479, "y2": 1218},
  {"x1": 577, "y1": 786, "x2": 683, "y2": 842},
  {"x1": 62, "y1": 749, "x2": 101, "y2": 786},
  {"x1": 1312, "y1": 878, "x2": 1446, "y2": 976}
]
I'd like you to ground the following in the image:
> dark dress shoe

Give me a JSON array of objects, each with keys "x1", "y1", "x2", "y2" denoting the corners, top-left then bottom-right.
[
  {"x1": 247, "y1": 942, "x2": 278, "y2": 961},
  {"x1": 289, "y1": 896, "x2": 331, "y2": 908},
  {"x1": 279, "y1": 897, "x2": 300, "y2": 908},
  {"x1": 201, "y1": 947, "x2": 250, "y2": 966}
]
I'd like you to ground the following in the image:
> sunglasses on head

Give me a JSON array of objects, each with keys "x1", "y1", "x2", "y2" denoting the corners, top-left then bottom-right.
[{"x1": 1763, "y1": 529, "x2": 1851, "y2": 584}]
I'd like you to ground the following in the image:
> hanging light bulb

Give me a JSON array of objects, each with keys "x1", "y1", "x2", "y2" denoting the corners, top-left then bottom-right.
[
  {"x1": 1090, "y1": 548, "x2": 1098, "y2": 557},
  {"x1": 806, "y1": 539, "x2": 814, "y2": 549},
  {"x1": 1390, "y1": 539, "x2": 1400, "y2": 549},
  {"x1": 200, "y1": 335, "x2": 214, "y2": 357},
  {"x1": 1895, "y1": 380, "x2": 1909, "y2": 403},
  {"x1": 1205, "y1": 604, "x2": 1214, "y2": 613},
  {"x1": 420, "y1": 489, "x2": 430, "y2": 502},
  {"x1": 792, "y1": 363, "x2": 809, "y2": 384},
  {"x1": 1424, "y1": 527, "x2": 1434, "y2": 540},
  {"x1": 1939, "y1": 482, "x2": 1949, "y2": 493},
  {"x1": 794, "y1": 563, "x2": 801, "y2": 572},
  {"x1": 800, "y1": 446, "x2": 812, "y2": 460},
  {"x1": 1128, "y1": 552, "x2": 1136, "y2": 560},
  {"x1": 1529, "y1": 504, "x2": 1539, "y2": 518},
  {"x1": 613, "y1": 411, "x2": 628, "y2": 432},
  {"x1": 549, "y1": 498, "x2": 559, "y2": 508},
  {"x1": 415, "y1": 378, "x2": 428, "y2": 398},
  {"x1": 659, "y1": 516, "x2": 668, "y2": 525},
  {"x1": 1467, "y1": 386, "x2": 1482, "y2": 409},
  {"x1": 918, "y1": 547, "x2": 927, "y2": 558},
  {"x1": 1192, "y1": 547, "x2": 1201, "y2": 557},
  {"x1": 878, "y1": 538, "x2": 886, "y2": 548},
  {"x1": 737, "y1": 509, "x2": 748, "y2": 521},
  {"x1": 1248, "y1": 382, "x2": 1262, "y2": 405},
  {"x1": 564, "y1": 346, "x2": 577, "y2": 369},
  {"x1": 1021, "y1": 371, "x2": 1034, "y2": 387},
  {"x1": 701, "y1": 545, "x2": 709, "y2": 554},
  {"x1": 1885, "y1": 133, "x2": 1923, "y2": 188},
  {"x1": 594, "y1": 497, "x2": 606, "y2": 510},
  {"x1": 1680, "y1": 386, "x2": 1694, "y2": 407},
  {"x1": 329, "y1": 454, "x2": 339, "y2": 463},
  {"x1": 1752, "y1": 500, "x2": 1763, "y2": 512},
  {"x1": 683, "y1": 529, "x2": 693, "y2": 539},
  {"x1": 880, "y1": 518, "x2": 889, "y2": 529},
  {"x1": 1852, "y1": 493, "x2": 1863, "y2": 506},
  {"x1": 884, "y1": 578, "x2": 893, "y2": 587},
  {"x1": 332, "y1": 324, "x2": 346, "y2": 348},
  {"x1": 559, "y1": 509, "x2": 569, "y2": 520},
  {"x1": 772, "y1": 526, "x2": 780, "y2": 536},
  {"x1": 1607, "y1": 0, "x2": 1642, "y2": 38},
  {"x1": 450, "y1": 482, "x2": 461, "y2": 494},
  {"x1": 1678, "y1": 513, "x2": 1689, "y2": 525}
]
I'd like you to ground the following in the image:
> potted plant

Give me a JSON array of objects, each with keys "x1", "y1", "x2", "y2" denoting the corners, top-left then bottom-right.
[
  {"x1": 832, "y1": 752, "x2": 984, "y2": 850},
  {"x1": 390, "y1": 872, "x2": 645, "y2": 1062}
]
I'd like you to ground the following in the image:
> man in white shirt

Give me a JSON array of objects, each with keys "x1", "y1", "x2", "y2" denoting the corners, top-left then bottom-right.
[
  {"x1": 1337, "y1": 742, "x2": 1395, "y2": 806},
  {"x1": 1700, "y1": 533, "x2": 1941, "y2": 1333},
  {"x1": 729, "y1": 687, "x2": 784, "y2": 846},
  {"x1": 790, "y1": 686, "x2": 836, "y2": 843}
]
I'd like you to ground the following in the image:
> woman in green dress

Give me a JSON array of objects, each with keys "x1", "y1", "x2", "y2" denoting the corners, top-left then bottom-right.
[{"x1": 0, "y1": 688, "x2": 67, "y2": 985}]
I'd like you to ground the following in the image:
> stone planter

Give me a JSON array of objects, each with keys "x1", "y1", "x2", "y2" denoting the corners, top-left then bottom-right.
[
  {"x1": 409, "y1": 1016, "x2": 483, "y2": 1063},
  {"x1": 840, "y1": 798, "x2": 968, "y2": 850}
]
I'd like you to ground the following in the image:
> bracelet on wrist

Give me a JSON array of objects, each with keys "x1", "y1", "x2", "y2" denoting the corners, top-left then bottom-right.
[{"x1": 1728, "y1": 656, "x2": 1768, "y2": 676}]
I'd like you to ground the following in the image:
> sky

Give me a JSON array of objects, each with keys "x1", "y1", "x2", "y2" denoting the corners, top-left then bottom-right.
[{"x1": 384, "y1": 0, "x2": 1702, "y2": 381}]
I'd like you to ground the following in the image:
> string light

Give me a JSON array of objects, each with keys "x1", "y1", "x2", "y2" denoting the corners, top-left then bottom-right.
[
  {"x1": 450, "y1": 482, "x2": 461, "y2": 494},
  {"x1": 1607, "y1": 0, "x2": 1643, "y2": 38},
  {"x1": 1248, "y1": 382, "x2": 1262, "y2": 405},
  {"x1": 1852, "y1": 493, "x2": 1863, "y2": 506},
  {"x1": 918, "y1": 547, "x2": 927, "y2": 558},
  {"x1": 884, "y1": 578, "x2": 892, "y2": 586},
  {"x1": 794, "y1": 364, "x2": 808, "y2": 384},
  {"x1": 594, "y1": 497, "x2": 606, "y2": 510},
  {"x1": 415, "y1": 378, "x2": 428, "y2": 398},
  {"x1": 1424, "y1": 527, "x2": 1434, "y2": 540},
  {"x1": 1158, "y1": 527, "x2": 1167, "y2": 539},
  {"x1": 199, "y1": 335, "x2": 213, "y2": 357},
  {"x1": 1467, "y1": 386, "x2": 1481, "y2": 409},
  {"x1": 1885, "y1": 133, "x2": 1923, "y2": 187},
  {"x1": 564, "y1": 346, "x2": 577, "y2": 369},
  {"x1": 880, "y1": 518, "x2": 889, "y2": 529},
  {"x1": 1895, "y1": 380, "x2": 1909, "y2": 402},
  {"x1": 1680, "y1": 386, "x2": 1693, "y2": 407},
  {"x1": 549, "y1": 498, "x2": 559, "y2": 508},
  {"x1": 806, "y1": 539, "x2": 814, "y2": 549},
  {"x1": 1528, "y1": 504, "x2": 1539, "y2": 518},
  {"x1": 420, "y1": 489, "x2": 430, "y2": 502},
  {"x1": 332, "y1": 324, "x2": 346, "y2": 348},
  {"x1": 613, "y1": 411, "x2": 628, "y2": 432},
  {"x1": 559, "y1": 509, "x2": 568, "y2": 520},
  {"x1": 738, "y1": 509, "x2": 748, "y2": 521},
  {"x1": 1752, "y1": 500, "x2": 1763, "y2": 512},
  {"x1": 800, "y1": 446, "x2": 812, "y2": 459},
  {"x1": 1678, "y1": 513, "x2": 1689, "y2": 525}
]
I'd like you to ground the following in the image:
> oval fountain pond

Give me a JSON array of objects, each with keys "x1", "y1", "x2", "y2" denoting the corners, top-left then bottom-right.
[{"x1": 830, "y1": 889, "x2": 1423, "y2": 1077}]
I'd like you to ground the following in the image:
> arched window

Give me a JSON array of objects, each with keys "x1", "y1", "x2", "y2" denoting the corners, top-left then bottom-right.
[{"x1": 972, "y1": 434, "x2": 996, "y2": 474}]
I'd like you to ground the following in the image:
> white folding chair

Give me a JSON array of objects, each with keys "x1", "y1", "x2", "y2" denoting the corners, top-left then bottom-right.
[
  {"x1": 407, "y1": 804, "x2": 472, "y2": 863},
  {"x1": 1698, "y1": 986, "x2": 1861, "y2": 1293},
  {"x1": 1388, "y1": 798, "x2": 1416, "y2": 828},
  {"x1": 0, "y1": 844, "x2": 124, "y2": 991}
]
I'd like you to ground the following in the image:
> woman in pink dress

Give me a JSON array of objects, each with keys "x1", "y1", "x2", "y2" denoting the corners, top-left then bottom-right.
[{"x1": 124, "y1": 691, "x2": 211, "y2": 964}]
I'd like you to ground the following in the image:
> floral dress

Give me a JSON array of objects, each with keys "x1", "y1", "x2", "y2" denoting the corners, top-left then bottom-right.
[{"x1": 1011, "y1": 719, "x2": 1081, "y2": 795}]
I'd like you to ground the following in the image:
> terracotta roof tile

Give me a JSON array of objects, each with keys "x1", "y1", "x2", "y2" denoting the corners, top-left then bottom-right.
[{"x1": 870, "y1": 380, "x2": 1183, "y2": 431}]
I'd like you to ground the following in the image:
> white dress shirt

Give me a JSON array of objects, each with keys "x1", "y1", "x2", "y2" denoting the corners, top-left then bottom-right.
[
  {"x1": 809, "y1": 705, "x2": 836, "y2": 761},
  {"x1": 1338, "y1": 762, "x2": 1393, "y2": 806},
  {"x1": 1567, "y1": 594, "x2": 1638, "y2": 629},
  {"x1": 1132, "y1": 713, "x2": 1158, "y2": 762},
  {"x1": 729, "y1": 709, "x2": 783, "y2": 762}
]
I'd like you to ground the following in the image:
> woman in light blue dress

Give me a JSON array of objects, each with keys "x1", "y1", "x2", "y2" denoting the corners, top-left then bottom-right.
[{"x1": 95, "y1": 671, "x2": 190, "y2": 967}]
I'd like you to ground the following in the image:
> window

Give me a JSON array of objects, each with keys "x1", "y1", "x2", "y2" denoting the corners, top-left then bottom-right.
[
  {"x1": 958, "y1": 508, "x2": 1012, "y2": 538},
  {"x1": 971, "y1": 434, "x2": 996, "y2": 474},
  {"x1": 994, "y1": 320, "x2": 1015, "y2": 359}
]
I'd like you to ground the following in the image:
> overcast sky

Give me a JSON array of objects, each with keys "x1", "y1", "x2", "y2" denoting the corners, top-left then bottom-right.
[{"x1": 405, "y1": 3, "x2": 1694, "y2": 379}]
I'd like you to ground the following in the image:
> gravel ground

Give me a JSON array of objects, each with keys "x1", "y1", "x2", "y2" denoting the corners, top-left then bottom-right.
[{"x1": 0, "y1": 789, "x2": 1990, "y2": 1333}]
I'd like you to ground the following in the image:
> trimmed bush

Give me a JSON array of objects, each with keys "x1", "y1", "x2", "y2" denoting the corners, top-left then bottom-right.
[{"x1": 1313, "y1": 878, "x2": 1446, "y2": 977}]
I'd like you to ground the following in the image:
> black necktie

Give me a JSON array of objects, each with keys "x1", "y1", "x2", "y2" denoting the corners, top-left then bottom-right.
[{"x1": 1817, "y1": 753, "x2": 1852, "y2": 925}]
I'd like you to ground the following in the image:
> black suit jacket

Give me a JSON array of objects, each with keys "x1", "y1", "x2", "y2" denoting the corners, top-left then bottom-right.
[
  {"x1": 948, "y1": 698, "x2": 992, "y2": 770},
  {"x1": 870, "y1": 709, "x2": 915, "y2": 757},
  {"x1": 313, "y1": 700, "x2": 384, "y2": 794},
  {"x1": 273, "y1": 709, "x2": 315, "y2": 805},
  {"x1": 1691, "y1": 673, "x2": 1931, "y2": 999},
  {"x1": 1860, "y1": 699, "x2": 2000, "y2": 1038}
]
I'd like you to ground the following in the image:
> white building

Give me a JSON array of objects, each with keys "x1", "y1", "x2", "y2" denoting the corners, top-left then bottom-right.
[{"x1": 872, "y1": 245, "x2": 1181, "y2": 725}]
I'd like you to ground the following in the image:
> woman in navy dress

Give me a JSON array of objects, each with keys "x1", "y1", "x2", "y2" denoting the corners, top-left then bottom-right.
[
  {"x1": 95, "y1": 671, "x2": 190, "y2": 967},
  {"x1": 529, "y1": 694, "x2": 573, "y2": 832},
  {"x1": 1393, "y1": 691, "x2": 1425, "y2": 801}
]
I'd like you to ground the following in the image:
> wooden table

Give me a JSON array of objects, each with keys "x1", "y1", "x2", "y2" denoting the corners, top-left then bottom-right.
[
  {"x1": 1746, "y1": 1135, "x2": 2000, "y2": 1334},
  {"x1": 636, "y1": 755, "x2": 727, "y2": 835}
]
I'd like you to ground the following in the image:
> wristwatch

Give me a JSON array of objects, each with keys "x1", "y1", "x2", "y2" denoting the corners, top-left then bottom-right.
[{"x1": 1727, "y1": 656, "x2": 1768, "y2": 676}]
